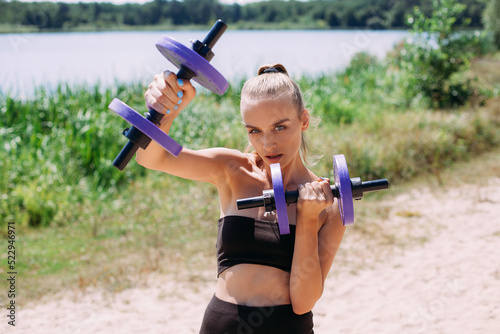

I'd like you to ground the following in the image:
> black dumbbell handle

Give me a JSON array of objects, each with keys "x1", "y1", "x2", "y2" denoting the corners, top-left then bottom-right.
[
  {"x1": 113, "y1": 20, "x2": 227, "y2": 171},
  {"x1": 236, "y1": 178, "x2": 389, "y2": 210}
]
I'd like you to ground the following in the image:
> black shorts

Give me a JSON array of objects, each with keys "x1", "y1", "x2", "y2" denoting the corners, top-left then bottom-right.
[{"x1": 199, "y1": 295, "x2": 314, "y2": 334}]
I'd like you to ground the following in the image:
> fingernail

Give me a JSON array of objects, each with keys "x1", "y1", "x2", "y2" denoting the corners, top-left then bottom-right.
[
  {"x1": 177, "y1": 91, "x2": 183, "y2": 98},
  {"x1": 166, "y1": 109, "x2": 171, "y2": 114},
  {"x1": 177, "y1": 79, "x2": 184, "y2": 87},
  {"x1": 177, "y1": 99, "x2": 182, "y2": 105},
  {"x1": 174, "y1": 105, "x2": 178, "y2": 111}
]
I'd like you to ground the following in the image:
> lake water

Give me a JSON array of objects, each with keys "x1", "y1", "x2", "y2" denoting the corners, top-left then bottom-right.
[{"x1": 0, "y1": 29, "x2": 408, "y2": 97}]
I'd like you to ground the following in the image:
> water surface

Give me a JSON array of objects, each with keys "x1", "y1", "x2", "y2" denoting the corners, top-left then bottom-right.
[{"x1": 0, "y1": 30, "x2": 407, "y2": 96}]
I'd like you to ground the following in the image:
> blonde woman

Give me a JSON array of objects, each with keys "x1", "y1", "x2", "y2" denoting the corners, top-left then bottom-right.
[{"x1": 139, "y1": 64, "x2": 346, "y2": 333}]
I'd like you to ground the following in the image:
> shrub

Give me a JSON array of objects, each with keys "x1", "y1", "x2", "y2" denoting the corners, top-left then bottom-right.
[
  {"x1": 483, "y1": 0, "x2": 500, "y2": 49},
  {"x1": 396, "y1": 0, "x2": 484, "y2": 109},
  {"x1": 0, "y1": 83, "x2": 148, "y2": 229}
]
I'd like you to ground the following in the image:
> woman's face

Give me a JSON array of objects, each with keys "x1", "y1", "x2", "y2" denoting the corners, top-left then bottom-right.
[{"x1": 241, "y1": 96, "x2": 309, "y2": 168}]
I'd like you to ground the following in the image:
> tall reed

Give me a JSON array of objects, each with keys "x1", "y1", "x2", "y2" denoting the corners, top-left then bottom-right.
[{"x1": 2, "y1": 51, "x2": 499, "y2": 232}]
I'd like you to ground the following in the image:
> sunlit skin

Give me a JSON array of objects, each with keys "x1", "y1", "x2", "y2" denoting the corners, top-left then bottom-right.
[
  {"x1": 137, "y1": 70, "x2": 346, "y2": 315},
  {"x1": 241, "y1": 97, "x2": 309, "y2": 183}
]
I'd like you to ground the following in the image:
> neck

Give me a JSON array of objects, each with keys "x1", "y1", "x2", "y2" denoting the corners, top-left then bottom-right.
[{"x1": 263, "y1": 153, "x2": 309, "y2": 191}]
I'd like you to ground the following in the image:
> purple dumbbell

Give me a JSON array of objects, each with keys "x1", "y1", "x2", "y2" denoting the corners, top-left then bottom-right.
[
  {"x1": 109, "y1": 20, "x2": 229, "y2": 170},
  {"x1": 271, "y1": 163, "x2": 290, "y2": 235},
  {"x1": 236, "y1": 154, "x2": 389, "y2": 231}
]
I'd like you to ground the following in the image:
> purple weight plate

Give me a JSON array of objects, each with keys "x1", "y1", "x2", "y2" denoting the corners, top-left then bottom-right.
[
  {"x1": 271, "y1": 163, "x2": 290, "y2": 235},
  {"x1": 156, "y1": 36, "x2": 229, "y2": 96},
  {"x1": 333, "y1": 154, "x2": 354, "y2": 226},
  {"x1": 109, "y1": 98, "x2": 182, "y2": 157}
]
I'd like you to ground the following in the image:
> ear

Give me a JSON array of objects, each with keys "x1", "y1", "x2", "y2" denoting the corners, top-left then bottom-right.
[{"x1": 301, "y1": 109, "x2": 310, "y2": 131}]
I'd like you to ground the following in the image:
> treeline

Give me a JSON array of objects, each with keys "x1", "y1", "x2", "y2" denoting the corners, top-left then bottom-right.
[{"x1": 0, "y1": 0, "x2": 486, "y2": 31}]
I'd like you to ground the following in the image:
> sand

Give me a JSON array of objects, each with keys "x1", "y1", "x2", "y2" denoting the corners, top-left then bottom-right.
[{"x1": 4, "y1": 175, "x2": 500, "y2": 334}]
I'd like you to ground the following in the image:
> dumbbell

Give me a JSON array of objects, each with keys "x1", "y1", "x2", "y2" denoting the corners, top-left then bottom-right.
[
  {"x1": 236, "y1": 154, "x2": 389, "y2": 234},
  {"x1": 109, "y1": 19, "x2": 229, "y2": 170}
]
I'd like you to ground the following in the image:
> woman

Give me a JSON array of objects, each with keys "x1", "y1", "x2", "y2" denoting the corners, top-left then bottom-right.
[{"x1": 138, "y1": 64, "x2": 346, "y2": 333}]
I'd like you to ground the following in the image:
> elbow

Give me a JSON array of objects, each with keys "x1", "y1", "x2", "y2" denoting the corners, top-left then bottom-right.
[
  {"x1": 135, "y1": 154, "x2": 148, "y2": 168},
  {"x1": 292, "y1": 305, "x2": 312, "y2": 316},
  {"x1": 135, "y1": 149, "x2": 159, "y2": 170},
  {"x1": 292, "y1": 300, "x2": 315, "y2": 315},
  {"x1": 291, "y1": 290, "x2": 322, "y2": 315},
  {"x1": 135, "y1": 154, "x2": 149, "y2": 169}
]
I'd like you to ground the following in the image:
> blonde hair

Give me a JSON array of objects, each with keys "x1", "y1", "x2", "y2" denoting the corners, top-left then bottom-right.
[{"x1": 241, "y1": 64, "x2": 318, "y2": 164}]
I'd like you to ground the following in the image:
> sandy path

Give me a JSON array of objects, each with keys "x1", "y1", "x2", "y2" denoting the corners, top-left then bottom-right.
[
  {"x1": 4, "y1": 176, "x2": 500, "y2": 334},
  {"x1": 313, "y1": 178, "x2": 500, "y2": 334}
]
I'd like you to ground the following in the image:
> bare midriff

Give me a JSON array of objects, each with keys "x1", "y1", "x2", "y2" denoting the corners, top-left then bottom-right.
[{"x1": 215, "y1": 263, "x2": 292, "y2": 307}]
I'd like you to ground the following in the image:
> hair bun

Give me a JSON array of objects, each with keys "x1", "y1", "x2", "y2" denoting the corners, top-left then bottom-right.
[
  {"x1": 257, "y1": 64, "x2": 289, "y2": 76},
  {"x1": 262, "y1": 67, "x2": 280, "y2": 74}
]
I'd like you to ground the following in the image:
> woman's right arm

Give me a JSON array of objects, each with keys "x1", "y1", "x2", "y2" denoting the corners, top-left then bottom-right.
[{"x1": 136, "y1": 71, "x2": 242, "y2": 185}]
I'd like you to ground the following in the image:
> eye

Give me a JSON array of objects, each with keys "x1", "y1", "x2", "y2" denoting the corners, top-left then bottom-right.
[
  {"x1": 274, "y1": 125, "x2": 286, "y2": 131},
  {"x1": 248, "y1": 128, "x2": 260, "y2": 134}
]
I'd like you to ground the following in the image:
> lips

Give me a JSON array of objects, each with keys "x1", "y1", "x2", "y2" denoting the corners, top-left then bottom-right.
[{"x1": 266, "y1": 154, "x2": 283, "y2": 163}]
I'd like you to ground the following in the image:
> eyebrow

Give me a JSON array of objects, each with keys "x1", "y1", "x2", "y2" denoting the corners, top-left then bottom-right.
[{"x1": 244, "y1": 118, "x2": 290, "y2": 129}]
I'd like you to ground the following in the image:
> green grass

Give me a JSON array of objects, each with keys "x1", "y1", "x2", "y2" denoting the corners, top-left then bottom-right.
[
  {"x1": 1, "y1": 49, "x2": 500, "y2": 303},
  {"x1": 14, "y1": 175, "x2": 220, "y2": 299}
]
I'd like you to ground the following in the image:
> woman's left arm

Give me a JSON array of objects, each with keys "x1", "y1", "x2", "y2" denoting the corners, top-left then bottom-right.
[{"x1": 289, "y1": 180, "x2": 346, "y2": 315}]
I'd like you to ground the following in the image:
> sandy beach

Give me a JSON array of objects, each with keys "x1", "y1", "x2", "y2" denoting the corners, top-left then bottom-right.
[{"x1": 5, "y1": 170, "x2": 500, "y2": 333}]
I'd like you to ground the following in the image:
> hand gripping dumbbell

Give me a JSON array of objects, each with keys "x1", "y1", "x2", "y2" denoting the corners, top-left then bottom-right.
[
  {"x1": 236, "y1": 154, "x2": 389, "y2": 234},
  {"x1": 109, "y1": 20, "x2": 229, "y2": 170}
]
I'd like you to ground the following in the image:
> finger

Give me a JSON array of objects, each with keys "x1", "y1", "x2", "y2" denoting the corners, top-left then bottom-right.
[
  {"x1": 145, "y1": 84, "x2": 176, "y2": 114},
  {"x1": 163, "y1": 71, "x2": 185, "y2": 102},
  {"x1": 301, "y1": 182, "x2": 322, "y2": 201},
  {"x1": 164, "y1": 71, "x2": 197, "y2": 110},
  {"x1": 311, "y1": 181, "x2": 326, "y2": 199},
  {"x1": 159, "y1": 71, "x2": 182, "y2": 103},
  {"x1": 178, "y1": 78, "x2": 196, "y2": 102},
  {"x1": 144, "y1": 73, "x2": 170, "y2": 111},
  {"x1": 298, "y1": 184, "x2": 305, "y2": 196},
  {"x1": 320, "y1": 181, "x2": 334, "y2": 203},
  {"x1": 299, "y1": 184, "x2": 314, "y2": 201},
  {"x1": 166, "y1": 72, "x2": 194, "y2": 94}
]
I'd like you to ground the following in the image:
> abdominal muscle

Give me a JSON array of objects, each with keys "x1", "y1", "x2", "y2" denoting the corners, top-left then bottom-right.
[{"x1": 216, "y1": 264, "x2": 292, "y2": 307}]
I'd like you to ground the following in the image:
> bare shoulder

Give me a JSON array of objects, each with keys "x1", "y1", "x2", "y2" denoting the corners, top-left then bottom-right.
[
  {"x1": 201, "y1": 148, "x2": 255, "y2": 173},
  {"x1": 193, "y1": 148, "x2": 267, "y2": 189}
]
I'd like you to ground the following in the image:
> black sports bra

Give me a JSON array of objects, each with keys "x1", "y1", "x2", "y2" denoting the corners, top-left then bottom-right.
[{"x1": 216, "y1": 215, "x2": 296, "y2": 276}]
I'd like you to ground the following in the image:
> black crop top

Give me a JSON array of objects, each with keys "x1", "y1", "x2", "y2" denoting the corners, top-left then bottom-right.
[{"x1": 216, "y1": 215, "x2": 296, "y2": 276}]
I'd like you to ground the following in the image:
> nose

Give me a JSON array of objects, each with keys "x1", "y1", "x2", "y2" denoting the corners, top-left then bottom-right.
[{"x1": 262, "y1": 133, "x2": 277, "y2": 152}]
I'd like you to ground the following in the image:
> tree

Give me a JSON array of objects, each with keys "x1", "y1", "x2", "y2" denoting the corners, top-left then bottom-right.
[
  {"x1": 168, "y1": 0, "x2": 188, "y2": 25},
  {"x1": 53, "y1": 3, "x2": 70, "y2": 29},
  {"x1": 483, "y1": 0, "x2": 500, "y2": 48},
  {"x1": 397, "y1": 0, "x2": 478, "y2": 108},
  {"x1": 344, "y1": 8, "x2": 359, "y2": 27},
  {"x1": 183, "y1": 0, "x2": 219, "y2": 25},
  {"x1": 327, "y1": 11, "x2": 340, "y2": 28}
]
